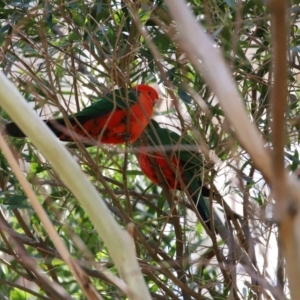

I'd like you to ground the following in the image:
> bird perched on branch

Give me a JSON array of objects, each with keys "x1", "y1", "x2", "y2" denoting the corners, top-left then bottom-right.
[
  {"x1": 5, "y1": 85, "x2": 159, "y2": 146},
  {"x1": 134, "y1": 120, "x2": 215, "y2": 232}
]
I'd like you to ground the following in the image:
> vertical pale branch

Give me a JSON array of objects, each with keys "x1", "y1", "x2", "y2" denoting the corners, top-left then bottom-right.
[
  {"x1": 270, "y1": 0, "x2": 288, "y2": 204},
  {"x1": 269, "y1": 1, "x2": 300, "y2": 298},
  {"x1": 0, "y1": 72, "x2": 151, "y2": 300},
  {"x1": 163, "y1": 0, "x2": 300, "y2": 298},
  {"x1": 0, "y1": 134, "x2": 102, "y2": 300}
]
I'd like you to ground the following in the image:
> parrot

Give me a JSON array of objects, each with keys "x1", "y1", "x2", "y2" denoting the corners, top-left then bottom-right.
[
  {"x1": 134, "y1": 119, "x2": 215, "y2": 232},
  {"x1": 5, "y1": 85, "x2": 159, "y2": 146}
]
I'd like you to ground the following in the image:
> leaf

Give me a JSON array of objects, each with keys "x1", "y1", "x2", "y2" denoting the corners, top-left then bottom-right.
[
  {"x1": 178, "y1": 88, "x2": 192, "y2": 104},
  {"x1": 224, "y1": 0, "x2": 236, "y2": 9},
  {"x1": 126, "y1": 170, "x2": 144, "y2": 176},
  {"x1": 68, "y1": 31, "x2": 81, "y2": 41},
  {"x1": 2, "y1": 195, "x2": 28, "y2": 205},
  {"x1": 0, "y1": 24, "x2": 11, "y2": 34},
  {"x1": 286, "y1": 150, "x2": 300, "y2": 171},
  {"x1": 10, "y1": 289, "x2": 29, "y2": 300}
]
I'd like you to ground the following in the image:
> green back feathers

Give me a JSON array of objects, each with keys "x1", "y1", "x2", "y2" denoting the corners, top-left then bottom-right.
[
  {"x1": 138, "y1": 120, "x2": 212, "y2": 230},
  {"x1": 141, "y1": 120, "x2": 204, "y2": 169},
  {"x1": 74, "y1": 88, "x2": 139, "y2": 118}
]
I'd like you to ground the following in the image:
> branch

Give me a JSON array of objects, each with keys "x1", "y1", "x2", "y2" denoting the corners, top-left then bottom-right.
[
  {"x1": 0, "y1": 72, "x2": 151, "y2": 300},
  {"x1": 163, "y1": 0, "x2": 300, "y2": 298},
  {"x1": 164, "y1": 0, "x2": 272, "y2": 182},
  {"x1": 269, "y1": 0, "x2": 300, "y2": 298}
]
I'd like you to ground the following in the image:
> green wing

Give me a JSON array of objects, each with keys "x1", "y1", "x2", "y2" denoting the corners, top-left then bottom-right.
[
  {"x1": 144, "y1": 120, "x2": 205, "y2": 192},
  {"x1": 73, "y1": 88, "x2": 139, "y2": 118},
  {"x1": 144, "y1": 120, "x2": 204, "y2": 168}
]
